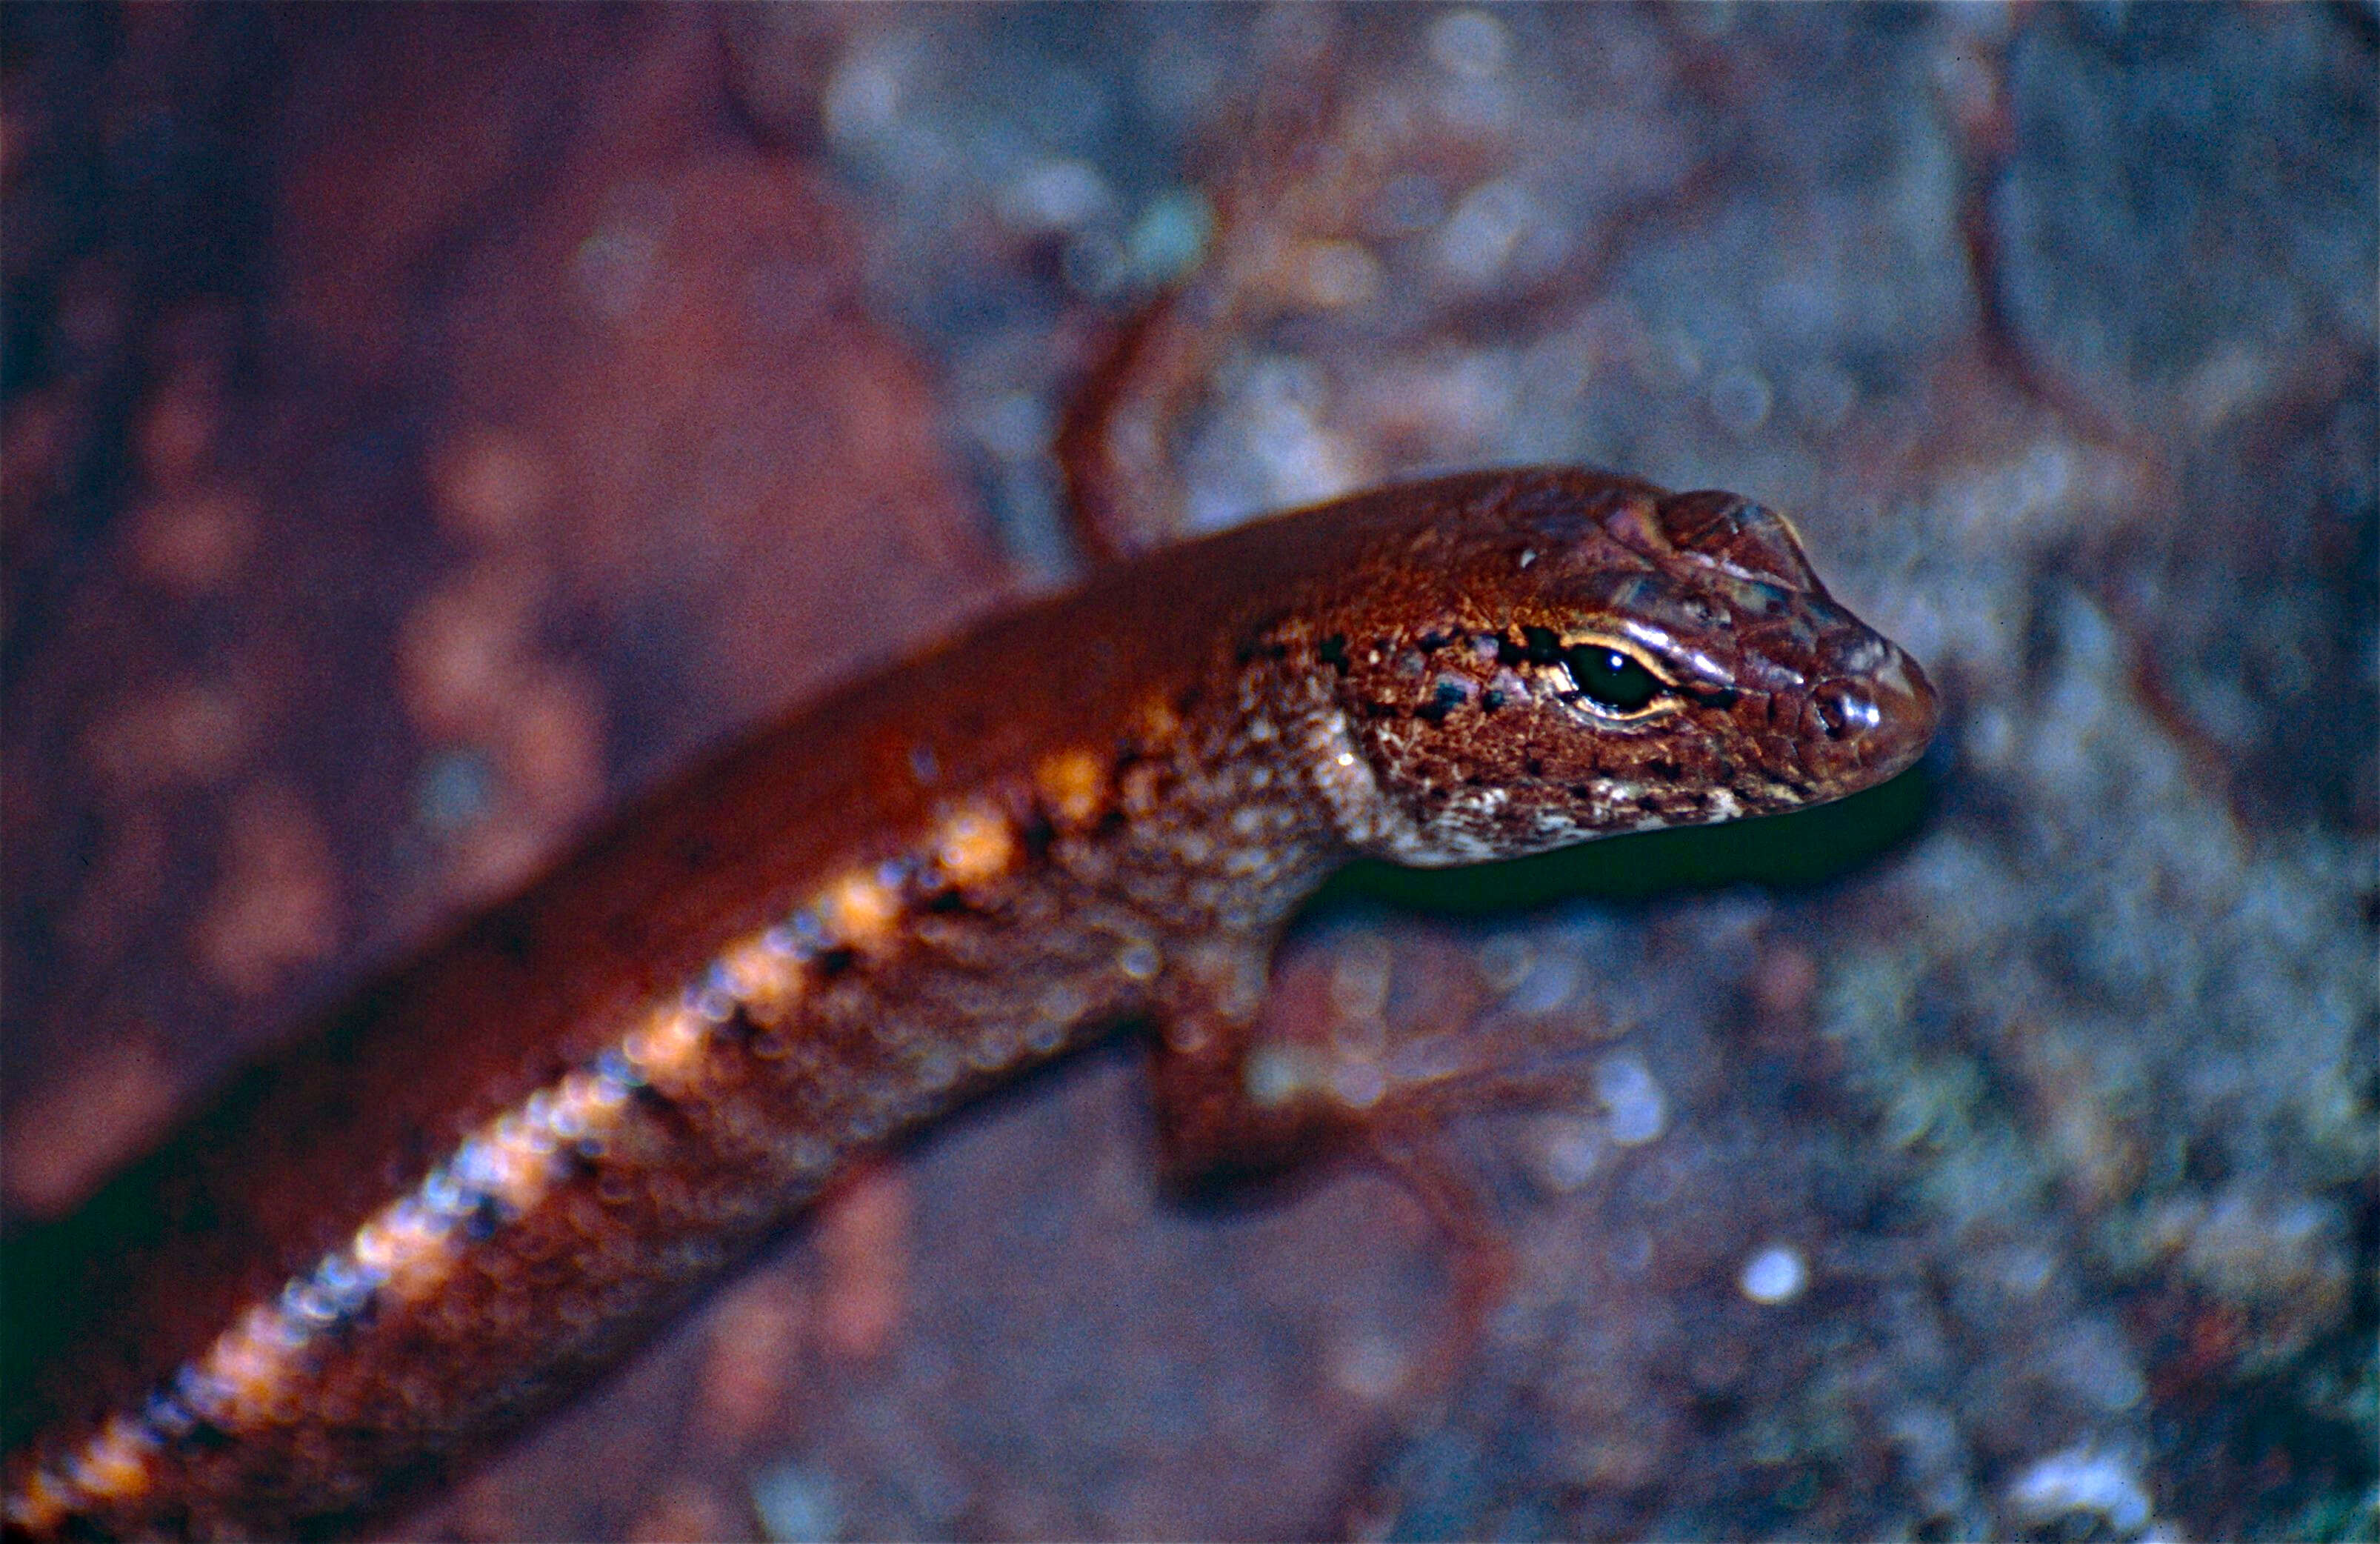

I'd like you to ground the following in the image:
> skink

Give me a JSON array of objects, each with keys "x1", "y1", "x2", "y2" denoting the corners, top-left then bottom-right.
[{"x1": 4, "y1": 467, "x2": 1936, "y2": 1539}]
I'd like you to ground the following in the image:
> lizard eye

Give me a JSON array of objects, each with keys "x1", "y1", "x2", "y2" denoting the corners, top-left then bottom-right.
[{"x1": 1563, "y1": 643, "x2": 1669, "y2": 717}]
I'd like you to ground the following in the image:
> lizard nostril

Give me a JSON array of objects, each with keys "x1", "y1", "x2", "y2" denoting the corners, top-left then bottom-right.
[
  {"x1": 1814, "y1": 683, "x2": 1881, "y2": 742},
  {"x1": 1807, "y1": 644, "x2": 1938, "y2": 783}
]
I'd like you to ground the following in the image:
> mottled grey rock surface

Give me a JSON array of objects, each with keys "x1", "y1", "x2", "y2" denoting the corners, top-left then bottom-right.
[{"x1": 5, "y1": 6, "x2": 2370, "y2": 1540}]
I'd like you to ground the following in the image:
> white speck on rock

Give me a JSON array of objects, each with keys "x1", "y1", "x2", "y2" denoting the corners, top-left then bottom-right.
[
  {"x1": 1739, "y1": 1244, "x2": 1807, "y2": 1305},
  {"x1": 2005, "y1": 1445, "x2": 2154, "y2": 1538}
]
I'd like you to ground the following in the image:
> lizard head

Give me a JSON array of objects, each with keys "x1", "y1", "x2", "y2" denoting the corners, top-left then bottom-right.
[{"x1": 1301, "y1": 469, "x2": 1937, "y2": 867}]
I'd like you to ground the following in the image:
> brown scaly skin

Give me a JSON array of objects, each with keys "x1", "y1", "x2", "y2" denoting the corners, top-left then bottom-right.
[{"x1": 2, "y1": 468, "x2": 1934, "y2": 1540}]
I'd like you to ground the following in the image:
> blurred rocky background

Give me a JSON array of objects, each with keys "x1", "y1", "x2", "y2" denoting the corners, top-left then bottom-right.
[{"x1": 4, "y1": 6, "x2": 2372, "y2": 1540}]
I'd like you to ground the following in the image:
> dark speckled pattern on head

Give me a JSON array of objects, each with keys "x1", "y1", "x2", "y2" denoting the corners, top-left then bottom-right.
[
  {"x1": 4, "y1": 469, "x2": 1934, "y2": 1540},
  {"x1": 1291, "y1": 470, "x2": 1936, "y2": 864}
]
